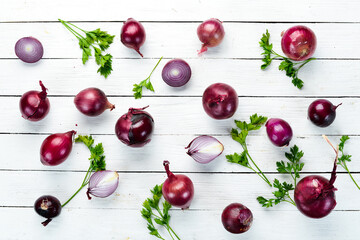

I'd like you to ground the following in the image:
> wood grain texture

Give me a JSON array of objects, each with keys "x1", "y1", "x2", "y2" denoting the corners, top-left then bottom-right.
[
  {"x1": 1, "y1": 0, "x2": 360, "y2": 239},
  {"x1": 2, "y1": 134, "x2": 359, "y2": 173},
  {"x1": 0, "y1": 208, "x2": 358, "y2": 240},
  {"x1": 0, "y1": 97, "x2": 357, "y2": 135},
  {"x1": 1, "y1": 59, "x2": 360, "y2": 97},
  {"x1": 2, "y1": 171, "x2": 360, "y2": 210},
  {"x1": 1, "y1": 0, "x2": 360, "y2": 22},
  {"x1": 1, "y1": 23, "x2": 360, "y2": 59}
]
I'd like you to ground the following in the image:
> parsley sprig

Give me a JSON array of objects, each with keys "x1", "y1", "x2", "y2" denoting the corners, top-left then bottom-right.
[
  {"x1": 260, "y1": 29, "x2": 316, "y2": 89},
  {"x1": 61, "y1": 135, "x2": 107, "y2": 208},
  {"x1": 257, "y1": 145, "x2": 304, "y2": 207},
  {"x1": 141, "y1": 184, "x2": 180, "y2": 240},
  {"x1": 226, "y1": 114, "x2": 272, "y2": 186},
  {"x1": 133, "y1": 57, "x2": 163, "y2": 99},
  {"x1": 337, "y1": 136, "x2": 359, "y2": 190},
  {"x1": 59, "y1": 19, "x2": 115, "y2": 78}
]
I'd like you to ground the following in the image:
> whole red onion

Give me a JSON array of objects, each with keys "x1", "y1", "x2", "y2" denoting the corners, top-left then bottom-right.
[
  {"x1": 197, "y1": 18, "x2": 225, "y2": 54},
  {"x1": 40, "y1": 131, "x2": 76, "y2": 166},
  {"x1": 115, "y1": 106, "x2": 154, "y2": 147},
  {"x1": 34, "y1": 195, "x2": 61, "y2": 226},
  {"x1": 221, "y1": 203, "x2": 253, "y2": 234},
  {"x1": 162, "y1": 160, "x2": 194, "y2": 209},
  {"x1": 74, "y1": 88, "x2": 115, "y2": 117},
  {"x1": 294, "y1": 136, "x2": 338, "y2": 218},
  {"x1": 121, "y1": 18, "x2": 146, "y2": 57},
  {"x1": 308, "y1": 99, "x2": 341, "y2": 127},
  {"x1": 281, "y1": 25, "x2": 317, "y2": 61},
  {"x1": 19, "y1": 81, "x2": 50, "y2": 121},
  {"x1": 265, "y1": 118, "x2": 293, "y2": 147},
  {"x1": 202, "y1": 83, "x2": 238, "y2": 119}
]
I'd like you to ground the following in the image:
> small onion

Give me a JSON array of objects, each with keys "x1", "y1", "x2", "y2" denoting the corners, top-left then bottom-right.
[
  {"x1": 40, "y1": 130, "x2": 76, "y2": 166},
  {"x1": 185, "y1": 135, "x2": 224, "y2": 164},
  {"x1": 19, "y1": 81, "x2": 50, "y2": 121},
  {"x1": 265, "y1": 118, "x2": 293, "y2": 147},
  {"x1": 87, "y1": 170, "x2": 119, "y2": 199},
  {"x1": 162, "y1": 59, "x2": 191, "y2": 87},
  {"x1": 121, "y1": 18, "x2": 146, "y2": 57},
  {"x1": 15, "y1": 37, "x2": 44, "y2": 63},
  {"x1": 34, "y1": 195, "x2": 62, "y2": 226},
  {"x1": 221, "y1": 203, "x2": 253, "y2": 234},
  {"x1": 197, "y1": 18, "x2": 225, "y2": 54},
  {"x1": 162, "y1": 161, "x2": 194, "y2": 209},
  {"x1": 74, "y1": 88, "x2": 115, "y2": 117}
]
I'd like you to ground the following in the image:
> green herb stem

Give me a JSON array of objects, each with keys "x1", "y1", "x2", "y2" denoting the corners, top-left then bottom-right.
[
  {"x1": 133, "y1": 57, "x2": 163, "y2": 99},
  {"x1": 61, "y1": 182, "x2": 88, "y2": 208},
  {"x1": 243, "y1": 146, "x2": 272, "y2": 187},
  {"x1": 61, "y1": 135, "x2": 107, "y2": 208},
  {"x1": 342, "y1": 162, "x2": 360, "y2": 190}
]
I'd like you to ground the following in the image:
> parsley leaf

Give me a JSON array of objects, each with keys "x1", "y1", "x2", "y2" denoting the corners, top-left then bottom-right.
[
  {"x1": 227, "y1": 114, "x2": 271, "y2": 186},
  {"x1": 257, "y1": 179, "x2": 294, "y2": 208},
  {"x1": 133, "y1": 57, "x2": 163, "y2": 99},
  {"x1": 259, "y1": 29, "x2": 315, "y2": 89},
  {"x1": 257, "y1": 145, "x2": 304, "y2": 208},
  {"x1": 75, "y1": 135, "x2": 106, "y2": 171},
  {"x1": 141, "y1": 184, "x2": 181, "y2": 240},
  {"x1": 59, "y1": 19, "x2": 115, "y2": 78},
  {"x1": 337, "y1": 136, "x2": 360, "y2": 190}
]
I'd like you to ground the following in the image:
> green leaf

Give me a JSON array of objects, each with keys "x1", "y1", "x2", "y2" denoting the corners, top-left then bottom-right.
[
  {"x1": 226, "y1": 152, "x2": 250, "y2": 168},
  {"x1": 259, "y1": 30, "x2": 273, "y2": 70},
  {"x1": 59, "y1": 20, "x2": 114, "y2": 78},
  {"x1": 339, "y1": 135, "x2": 350, "y2": 152},
  {"x1": 141, "y1": 184, "x2": 179, "y2": 239},
  {"x1": 75, "y1": 135, "x2": 106, "y2": 171},
  {"x1": 132, "y1": 57, "x2": 162, "y2": 99}
]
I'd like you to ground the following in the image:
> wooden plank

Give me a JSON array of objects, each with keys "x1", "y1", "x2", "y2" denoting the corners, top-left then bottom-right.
[
  {"x1": 1, "y1": 23, "x2": 360, "y2": 59},
  {"x1": 0, "y1": 97, "x2": 357, "y2": 135},
  {"x1": 1, "y1": 171, "x2": 359, "y2": 211},
  {"x1": 1, "y1": 59, "x2": 360, "y2": 97},
  {"x1": 0, "y1": 208, "x2": 358, "y2": 239},
  {"x1": 1, "y1": 0, "x2": 359, "y2": 22},
  {"x1": 1, "y1": 134, "x2": 358, "y2": 172}
]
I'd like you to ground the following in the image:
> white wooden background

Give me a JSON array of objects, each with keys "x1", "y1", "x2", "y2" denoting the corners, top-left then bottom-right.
[{"x1": 1, "y1": 0, "x2": 360, "y2": 239}]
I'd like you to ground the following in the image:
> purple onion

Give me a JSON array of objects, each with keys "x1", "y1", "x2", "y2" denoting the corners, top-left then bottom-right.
[
  {"x1": 162, "y1": 59, "x2": 191, "y2": 87},
  {"x1": 15, "y1": 37, "x2": 44, "y2": 63},
  {"x1": 115, "y1": 106, "x2": 154, "y2": 147},
  {"x1": 87, "y1": 170, "x2": 119, "y2": 199},
  {"x1": 308, "y1": 99, "x2": 341, "y2": 127},
  {"x1": 186, "y1": 135, "x2": 224, "y2": 164},
  {"x1": 265, "y1": 118, "x2": 293, "y2": 147}
]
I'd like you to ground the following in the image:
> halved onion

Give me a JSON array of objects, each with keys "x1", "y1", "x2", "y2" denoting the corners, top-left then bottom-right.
[
  {"x1": 15, "y1": 37, "x2": 44, "y2": 63},
  {"x1": 162, "y1": 59, "x2": 191, "y2": 87}
]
